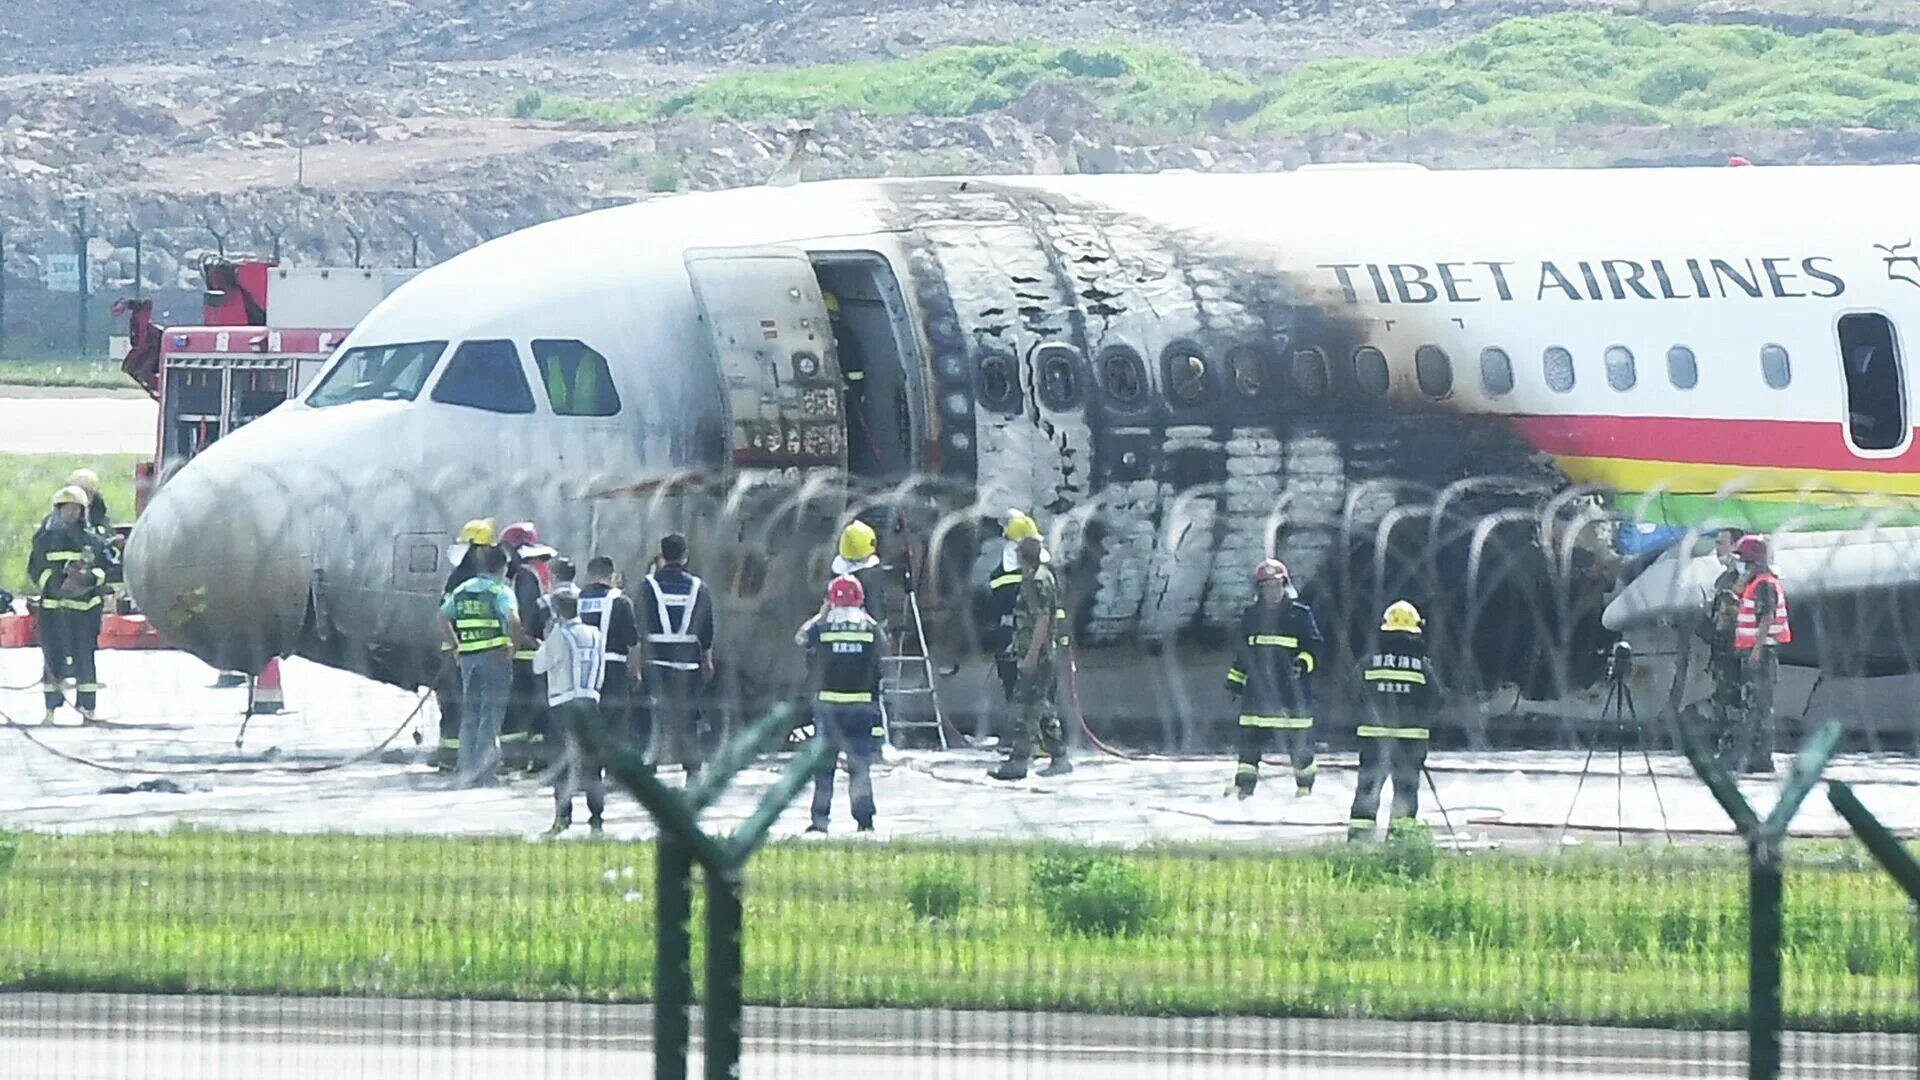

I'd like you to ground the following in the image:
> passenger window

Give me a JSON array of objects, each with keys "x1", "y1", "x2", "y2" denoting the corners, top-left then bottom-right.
[
  {"x1": 307, "y1": 341, "x2": 446, "y2": 407},
  {"x1": 1480, "y1": 347, "x2": 1514, "y2": 396},
  {"x1": 1761, "y1": 343, "x2": 1791, "y2": 389},
  {"x1": 430, "y1": 340, "x2": 536, "y2": 414},
  {"x1": 1415, "y1": 345, "x2": 1453, "y2": 398},
  {"x1": 1604, "y1": 346, "x2": 1636, "y2": 391},
  {"x1": 1667, "y1": 345, "x2": 1698, "y2": 390},
  {"x1": 1293, "y1": 348, "x2": 1330, "y2": 400},
  {"x1": 1352, "y1": 346, "x2": 1389, "y2": 397},
  {"x1": 1544, "y1": 347, "x2": 1575, "y2": 393},
  {"x1": 533, "y1": 340, "x2": 621, "y2": 417},
  {"x1": 1837, "y1": 313, "x2": 1907, "y2": 450}
]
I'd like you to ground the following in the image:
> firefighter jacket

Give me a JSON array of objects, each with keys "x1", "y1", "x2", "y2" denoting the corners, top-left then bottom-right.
[
  {"x1": 807, "y1": 612, "x2": 882, "y2": 706},
  {"x1": 1358, "y1": 629, "x2": 1436, "y2": 738},
  {"x1": 509, "y1": 561, "x2": 548, "y2": 660},
  {"x1": 638, "y1": 565, "x2": 715, "y2": 672},
  {"x1": 1225, "y1": 599, "x2": 1323, "y2": 723},
  {"x1": 28, "y1": 516, "x2": 112, "y2": 612}
]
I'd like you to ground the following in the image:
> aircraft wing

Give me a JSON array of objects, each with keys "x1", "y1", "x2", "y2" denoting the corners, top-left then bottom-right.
[{"x1": 1603, "y1": 525, "x2": 1920, "y2": 631}]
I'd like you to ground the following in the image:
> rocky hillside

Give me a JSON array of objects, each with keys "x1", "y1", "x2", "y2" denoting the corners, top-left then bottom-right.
[{"x1": 4, "y1": 0, "x2": 1919, "y2": 351}]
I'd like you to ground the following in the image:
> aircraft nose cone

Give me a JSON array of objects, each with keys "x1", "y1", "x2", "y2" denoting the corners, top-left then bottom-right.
[{"x1": 126, "y1": 460, "x2": 311, "y2": 671}]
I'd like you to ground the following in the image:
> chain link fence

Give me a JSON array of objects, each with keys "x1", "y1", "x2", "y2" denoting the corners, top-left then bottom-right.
[{"x1": 0, "y1": 463, "x2": 1915, "y2": 1076}]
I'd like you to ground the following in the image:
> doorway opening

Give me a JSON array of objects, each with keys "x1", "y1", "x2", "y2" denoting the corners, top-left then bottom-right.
[
  {"x1": 1836, "y1": 312, "x2": 1907, "y2": 452},
  {"x1": 812, "y1": 253, "x2": 920, "y2": 480}
]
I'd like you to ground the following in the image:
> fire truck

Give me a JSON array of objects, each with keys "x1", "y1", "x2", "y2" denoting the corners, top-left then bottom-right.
[{"x1": 119, "y1": 257, "x2": 418, "y2": 512}]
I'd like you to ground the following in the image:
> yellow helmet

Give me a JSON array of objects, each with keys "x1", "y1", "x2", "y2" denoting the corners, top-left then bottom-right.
[
  {"x1": 1381, "y1": 600, "x2": 1423, "y2": 634},
  {"x1": 52, "y1": 485, "x2": 89, "y2": 509},
  {"x1": 67, "y1": 468, "x2": 100, "y2": 495},
  {"x1": 1003, "y1": 510, "x2": 1041, "y2": 543},
  {"x1": 458, "y1": 518, "x2": 498, "y2": 547},
  {"x1": 838, "y1": 520, "x2": 877, "y2": 562}
]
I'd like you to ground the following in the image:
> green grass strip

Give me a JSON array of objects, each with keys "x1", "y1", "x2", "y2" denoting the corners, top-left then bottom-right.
[
  {"x1": 518, "y1": 14, "x2": 1920, "y2": 136},
  {"x1": 0, "y1": 359, "x2": 131, "y2": 390},
  {"x1": 0, "y1": 830, "x2": 1912, "y2": 1029}
]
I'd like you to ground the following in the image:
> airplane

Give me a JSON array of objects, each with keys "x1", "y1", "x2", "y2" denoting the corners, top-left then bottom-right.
[{"x1": 123, "y1": 163, "x2": 1920, "y2": 746}]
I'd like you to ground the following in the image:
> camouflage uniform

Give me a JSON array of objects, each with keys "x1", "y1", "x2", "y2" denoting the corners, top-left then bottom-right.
[
  {"x1": 1701, "y1": 566, "x2": 1745, "y2": 757},
  {"x1": 1006, "y1": 563, "x2": 1065, "y2": 769}
]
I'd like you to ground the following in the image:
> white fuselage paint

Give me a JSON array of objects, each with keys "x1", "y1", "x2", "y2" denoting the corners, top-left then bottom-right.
[{"x1": 124, "y1": 166, "x2": 1920, "y2": 729}]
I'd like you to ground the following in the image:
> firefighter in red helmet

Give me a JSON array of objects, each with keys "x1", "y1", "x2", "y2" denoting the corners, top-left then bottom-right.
[
  {"x1": 798, "y1": 574, "x2": 883, "y2": 833},
  {"x1": 1224, "y1": 558, "x2": 1324, "y2": 798},
  {"x1": 1729, "y1": 534, "x2": 1789, "y2": 774}
]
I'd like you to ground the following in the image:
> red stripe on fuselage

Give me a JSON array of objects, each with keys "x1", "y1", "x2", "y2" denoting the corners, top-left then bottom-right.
[{"x1": 1507, "y1": 416, "x2": 1919, "y2": 474}]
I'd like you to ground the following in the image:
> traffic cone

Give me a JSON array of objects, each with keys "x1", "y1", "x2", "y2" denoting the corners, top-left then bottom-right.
[{"x1": 248, "y1": 658, "x2": 285, "y2": 715}]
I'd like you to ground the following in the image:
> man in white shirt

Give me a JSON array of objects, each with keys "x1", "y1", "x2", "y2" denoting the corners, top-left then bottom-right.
[{"x1": 534, "y1": 587, "x2": 607, "y2": 837}]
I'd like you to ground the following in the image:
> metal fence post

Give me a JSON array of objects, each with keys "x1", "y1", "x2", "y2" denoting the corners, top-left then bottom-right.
[
  {"x1": 1679, "y1": 719, "x2": 1842, "y2": 1080},
  {"x1": 705, "y1": 870, "x2": 744, "y2": 1080},
  {"x1": 1826, "y1": 780, "x2": 1920, "y2": 1080},
  {"x1": 74, "y1": 202, "x2": 91, "y2": 356},
  {"x1": 656, "y1": 834, "x2": 694, "y2": 1080},
  {"x1": 1, "y1": 222, "x2": 8, "y2": 358},
  {"x1": 131, "y1": 230, "x2": 143, "y2": 300}
]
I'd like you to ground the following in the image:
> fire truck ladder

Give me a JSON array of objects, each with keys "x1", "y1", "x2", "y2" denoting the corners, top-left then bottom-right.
[{"x1": 879, "y1": 588, "x2": 951, "y2": 750}]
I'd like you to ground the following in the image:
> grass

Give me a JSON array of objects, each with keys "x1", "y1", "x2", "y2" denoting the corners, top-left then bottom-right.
[
  {"x1": 0, "y1": 830, "x2": 1912, "y2": 1029},
  {"x1": 0, "y1": 454, "x2": 141, "y2": 596},
  {"x1": 0, "y1": 358, "x2": 130, "y2": 390},
  {"x1": 519, "y1": 15, "x2": 1920, "y2": 137}
]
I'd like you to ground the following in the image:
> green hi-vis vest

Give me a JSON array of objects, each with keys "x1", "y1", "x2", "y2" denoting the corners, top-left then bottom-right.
[{"x1": 451, "y1": 579, "x2": 513, "y2": 653}]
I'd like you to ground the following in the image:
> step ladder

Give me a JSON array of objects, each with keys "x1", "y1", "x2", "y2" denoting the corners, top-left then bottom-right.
[{"x1": 878, "y1": 588, "x2": 951, "y2": 750}]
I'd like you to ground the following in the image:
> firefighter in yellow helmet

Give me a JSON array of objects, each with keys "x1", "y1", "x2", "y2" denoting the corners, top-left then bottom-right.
[
  {"x1": 979, "y1": 510, "x2": 1049, "y2": 704},
  {"x1": 830, "y1": 518, "x2": 888, "y2": 625},
  {"x1": 1349, "y1": 600, "x2": 1437, "y2": 841},
  {"x1": 432, "y1": 517, "x2": 501, "y2": 768},
  {"x1": 29, "y1": 486, "x2": 113, "y2": 723}
]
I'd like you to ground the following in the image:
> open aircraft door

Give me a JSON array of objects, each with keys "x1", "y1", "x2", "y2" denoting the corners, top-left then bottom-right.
[{"x1": 684, "y1": 247, "x2": 847, "y2": 475}]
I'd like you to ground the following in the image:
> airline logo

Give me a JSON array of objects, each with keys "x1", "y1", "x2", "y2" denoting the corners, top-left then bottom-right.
[
  {"x1": 1319, "y1": 257, "x2": 1845, "y2": 304},
  {"x1": 1877, "y1": 241, "x2": 1920, "y2": 290}
]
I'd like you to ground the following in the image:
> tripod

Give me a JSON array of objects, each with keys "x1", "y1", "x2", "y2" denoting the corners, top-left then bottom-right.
[{"x1": 1557, "y1": 642, "x2": 1674, "y2": 847}]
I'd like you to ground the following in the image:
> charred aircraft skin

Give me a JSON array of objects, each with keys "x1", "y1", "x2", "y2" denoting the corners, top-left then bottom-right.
[{"x1": 127, "y1": 173, "x2": 1626, "y2": 741}]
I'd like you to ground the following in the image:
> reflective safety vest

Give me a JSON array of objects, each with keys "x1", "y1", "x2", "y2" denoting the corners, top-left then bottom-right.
[
  {"x1": 577, "y1": 587, "x2": 622, "y2": 687},
  {"x1": 1734, "y1": 573, "x2": 1791, "y2": 650},
  {"x1": 816, "y1": 618, "x2": 881, "y2": 705},
  {"x1": 643, "y1": 572, "x2": 705, "y2": 671},
  {"x1": 450, "y1": 578, "x2": 514, "y2": 654}
]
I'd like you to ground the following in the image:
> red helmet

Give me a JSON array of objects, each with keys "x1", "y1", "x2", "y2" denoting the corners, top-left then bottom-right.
[
  {"x1": 827, "y1": 574, "x2": 865, "y2": 609},
  {"x1": 1733, "y1": 535, "x2": 1769, "y2": 563},
  {"x1": 1253, "y1": 558, "x2": 1289, "y2": 586},
  {"x1": 500, "y1": 521, "x2": 539, "y2": 549}
]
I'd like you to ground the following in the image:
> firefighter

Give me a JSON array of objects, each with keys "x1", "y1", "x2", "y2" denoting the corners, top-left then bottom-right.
[
  {"x1": 29, "y1": 485, "x2": 113, "y2": 723},
  {"x1": 1224, "y1": 559, "x2": 1323, "y2": 799},
  {"x1": 64, "y1": 468, "x2": 122, "y2": 585},
  {"x1": 1730, "y1": 534, "x2": 1789, "y2": 774},
  {"x1": 438, "y1": 543, "x2": 527, "y2": 787},
  {"x1": 801, "y1": 574, "x2": 883, "y2": 834},
  {"x1": 500, "y1": 521, "x2": 556, "y2": 772},
  {"x1": 988, "y1": 534, "x2": 1071, "y2": 780},
  {"x1": 1350, "y1": 601, "x2": 1437, "y2": 841},
  {"x1": 578, "y1": 555, "x2": 643, "y2": 749},
  {"x1": 1696, "y1": 528, "x2": 1746, "y2": 759},
  {"x1": 980, "y1": 511, "x2": 1042, "y2": 704},
  {"x1": 637, "y1": 533, "x2": 716, "y2": 782},
  {"x1": 433, "y1": 518, "x2": 499, "y2": 770}
]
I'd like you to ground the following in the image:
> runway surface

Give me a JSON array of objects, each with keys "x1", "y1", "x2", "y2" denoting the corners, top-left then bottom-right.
[
  {"x1": 2, "y1": 649, "x2": 1918, "y2": 845},
  {"x1": 0, "y1": 386, "x2": 155, "y2": 454},
  {"x1": 0, "y1": 993, "x2": 1909, "y2": 1079}
]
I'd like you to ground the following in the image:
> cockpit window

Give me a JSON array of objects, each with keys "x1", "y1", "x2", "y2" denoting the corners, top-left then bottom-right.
[
  {"x1": 534, "y1": 340, "x2": 622, "y2": 417},
  {"x1": 431, "y1": 340, "x2": 536, "y2": 414},
  {"x1": 306, "y1": 341, "x2": 446, "y2": 407}
]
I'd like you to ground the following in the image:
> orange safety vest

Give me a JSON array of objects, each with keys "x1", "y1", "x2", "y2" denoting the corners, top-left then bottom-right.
[{"x1": 1734, "y1": 572, "x2": 1791, "y2": 651}]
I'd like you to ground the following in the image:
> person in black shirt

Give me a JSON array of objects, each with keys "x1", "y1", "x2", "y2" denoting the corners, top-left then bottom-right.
[
  {"x1": 637, "y1": 533, "x2": 716, "y2": 781},
  {"x1": 579, "y1": 556, "x2": 643, "y2": 749}
]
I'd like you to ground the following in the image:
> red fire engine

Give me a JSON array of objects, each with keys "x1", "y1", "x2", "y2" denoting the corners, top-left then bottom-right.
[{"x1": 119, "y1": 256, "x2": 416, "y2": 511}]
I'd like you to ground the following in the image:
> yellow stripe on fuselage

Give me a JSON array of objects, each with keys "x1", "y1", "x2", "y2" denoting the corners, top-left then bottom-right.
[{"x1": 1553, "y1": 454, "x2": 1920, "y2": 504}]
